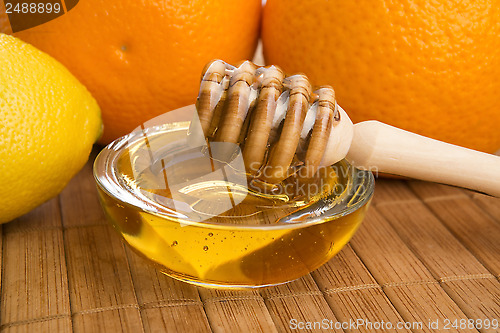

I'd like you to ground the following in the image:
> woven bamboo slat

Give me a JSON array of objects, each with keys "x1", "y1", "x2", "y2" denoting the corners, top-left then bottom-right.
[{"x1": 1, "y1": 153, "x2": 499, "y2": 333}]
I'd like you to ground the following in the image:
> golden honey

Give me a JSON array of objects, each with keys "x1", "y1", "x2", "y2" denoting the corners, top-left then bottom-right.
[{"x1": 95, "y1": 123, "x2": 373, "y2": 288}]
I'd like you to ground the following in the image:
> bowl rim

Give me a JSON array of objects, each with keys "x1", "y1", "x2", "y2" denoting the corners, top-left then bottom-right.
[{"x1": 93, "y1": 122, "x2": 375, "y2": 230}]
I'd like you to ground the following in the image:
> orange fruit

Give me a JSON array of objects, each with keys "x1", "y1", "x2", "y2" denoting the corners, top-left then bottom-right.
[
  {"x1": 1, "y1": 0, "x2": 261, "y2": 143},
  {"x1": 262, "y1": 0, "x2": 500, "y2": 153}
]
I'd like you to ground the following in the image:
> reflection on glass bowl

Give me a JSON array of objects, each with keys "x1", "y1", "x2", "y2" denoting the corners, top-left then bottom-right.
[{"x1": 94, "y1": 122, "x2": 374, "y2": 289}]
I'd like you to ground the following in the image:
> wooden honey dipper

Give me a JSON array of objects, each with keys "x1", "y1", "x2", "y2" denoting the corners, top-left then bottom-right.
[{"x1": 186, "y1": 59, "x2": 500, "y2": 196}]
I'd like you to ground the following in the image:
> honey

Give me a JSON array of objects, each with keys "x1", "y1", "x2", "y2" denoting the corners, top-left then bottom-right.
[{"x1": 95, "y1": 122, "x2": 373, "y2": 288}]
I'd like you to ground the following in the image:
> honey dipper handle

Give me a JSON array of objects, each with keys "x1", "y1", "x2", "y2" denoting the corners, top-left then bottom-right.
[{"x1": 346, "y1": 121, "x2": 500, "y2": 197}]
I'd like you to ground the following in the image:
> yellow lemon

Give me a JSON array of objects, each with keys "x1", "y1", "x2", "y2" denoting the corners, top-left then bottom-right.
[{"x1": 0, "y1": 33, "x2": 102, "y2": 224}]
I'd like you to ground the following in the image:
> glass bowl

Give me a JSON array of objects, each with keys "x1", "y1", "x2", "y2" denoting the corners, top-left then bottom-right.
[{"x1": 94, "y1": 121, "x2": 374, "y2": 289}]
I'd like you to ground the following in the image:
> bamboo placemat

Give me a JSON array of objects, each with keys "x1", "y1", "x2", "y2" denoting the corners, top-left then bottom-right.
[{"x1": 0, "y1": 149, "x2": 499, "y2": 333}]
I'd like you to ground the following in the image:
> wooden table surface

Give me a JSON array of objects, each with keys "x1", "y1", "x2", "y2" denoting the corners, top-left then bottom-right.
[{"x1": 0, "y1": 149, "x2": 499, "y2": 333}]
